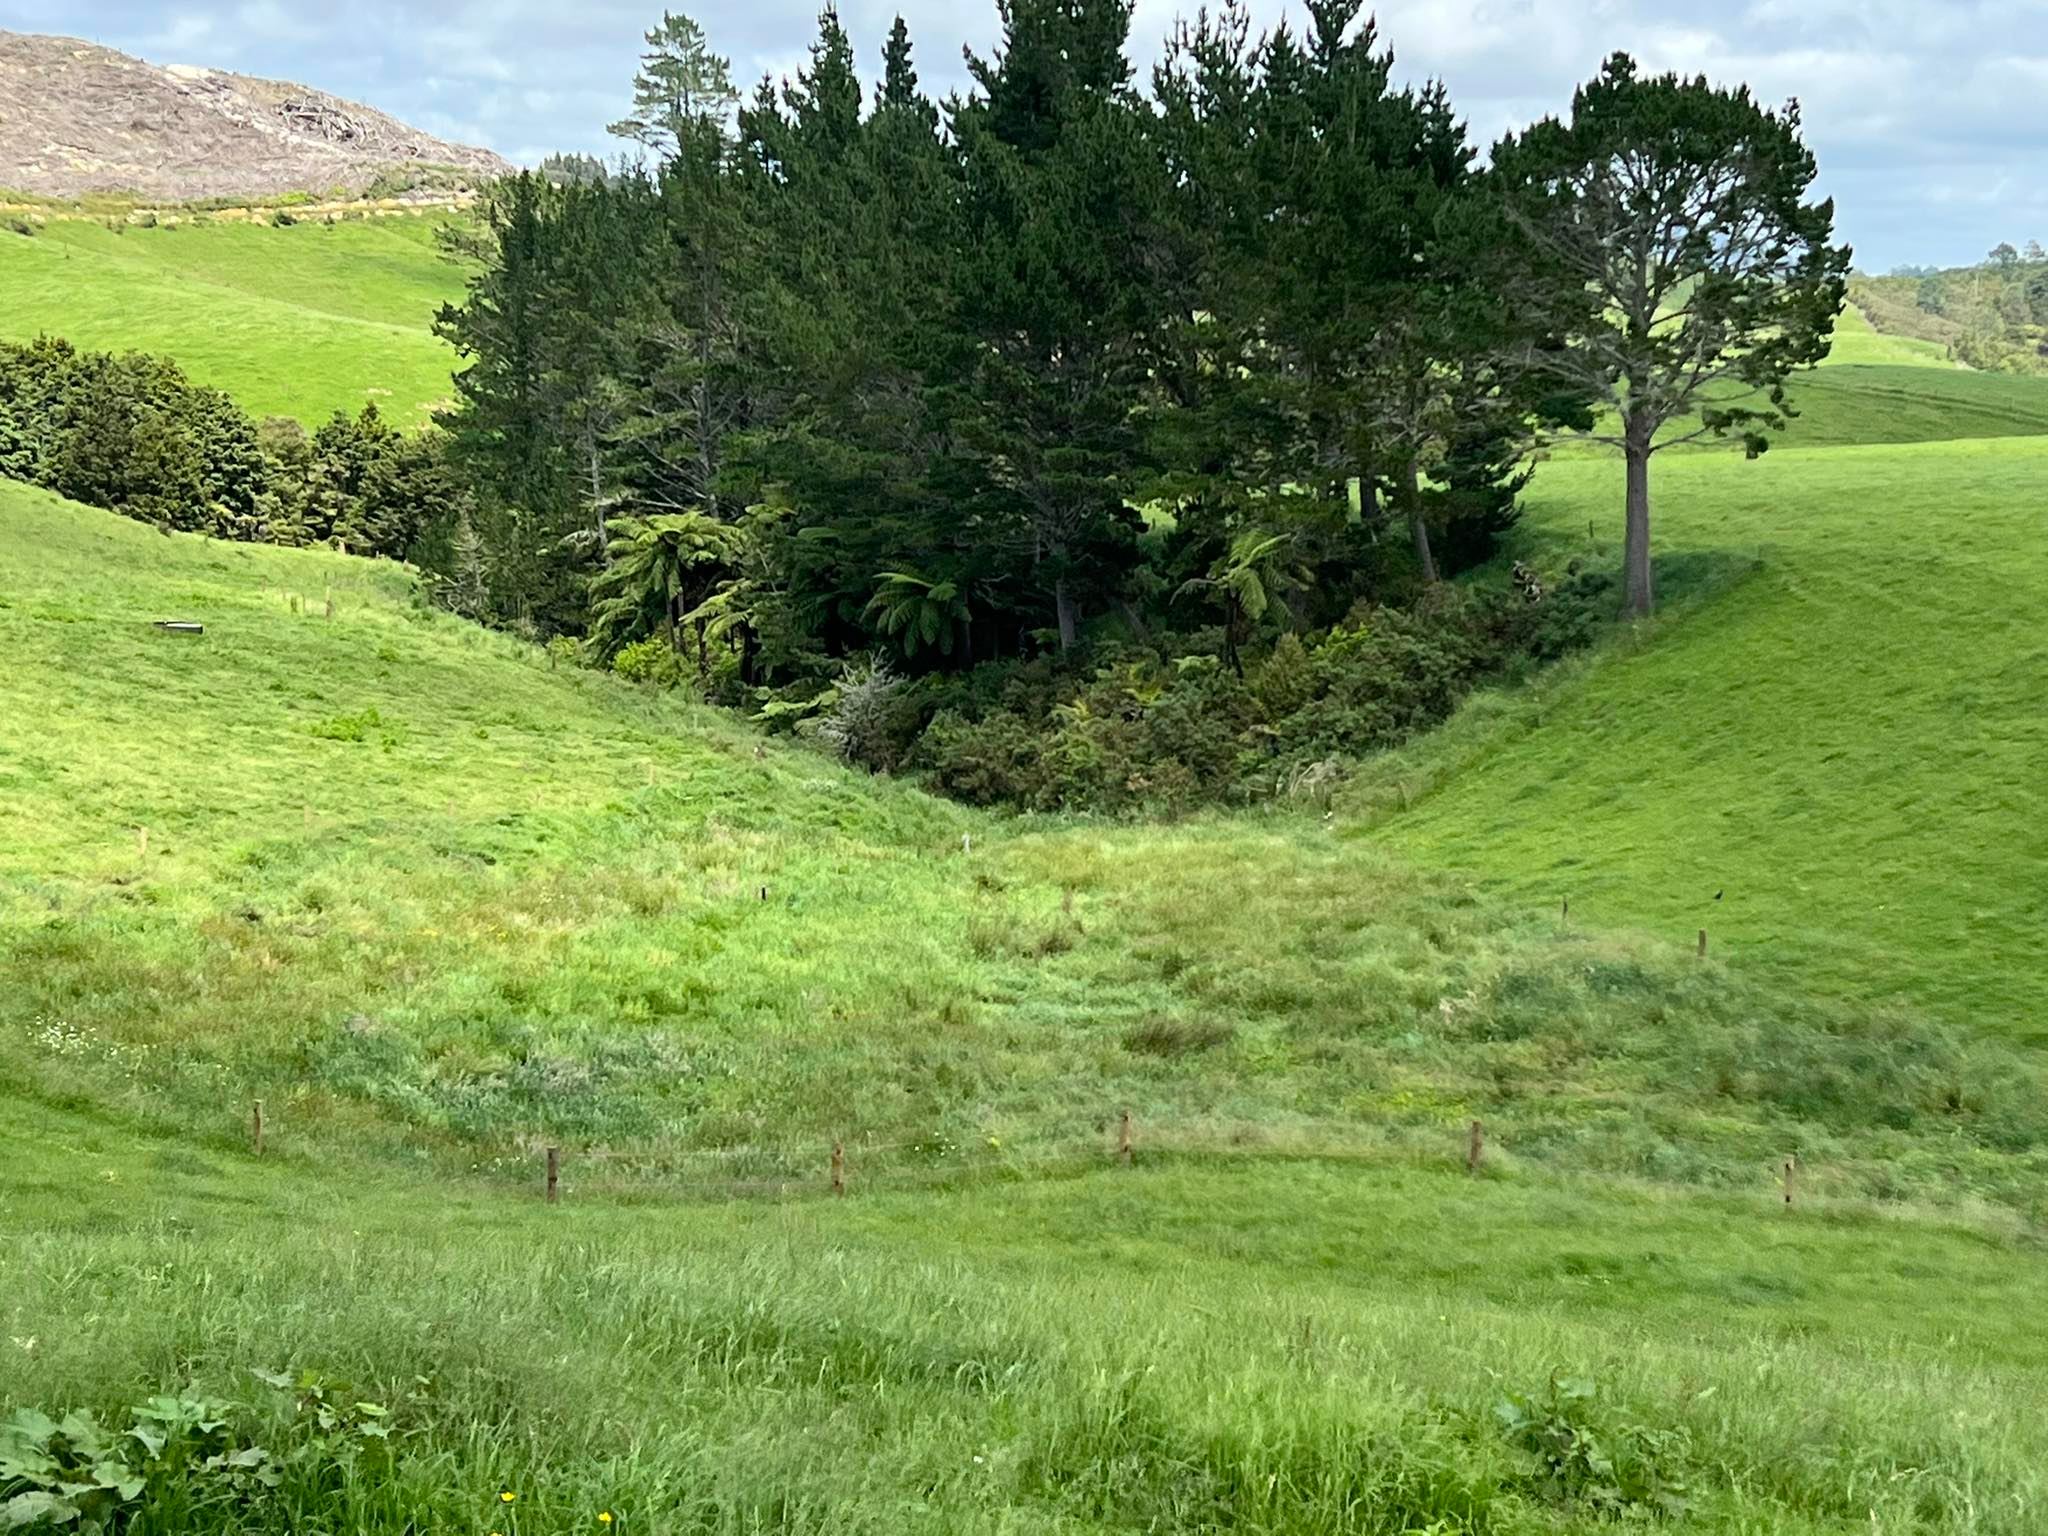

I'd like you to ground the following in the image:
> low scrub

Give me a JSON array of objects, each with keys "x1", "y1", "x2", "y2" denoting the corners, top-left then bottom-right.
[{"x1": 901, "y1": 573, "x2": 1612, "y2": 814}]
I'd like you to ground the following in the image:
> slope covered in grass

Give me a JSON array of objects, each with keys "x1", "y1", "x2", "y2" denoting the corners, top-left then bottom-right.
[
  {"x1": 1821, "y1": 302, "x2": 1955, "y2": 368},
  {"x1": 5, "y1": 479, "x2": 2043, "y2": 1211},
  {"x1": 5, "y1": 477, "x2": 2048, "y2": 1530},
  {"x1": 1551, "y1": 308, "x2": 2048, "y2": 457},
  {"x1": 5, "y1": 1088, "x2": 2046, "y2": 1536},
  {"x1": 0, "y1": 216, "x2": 463, "y2": 425},
  {"x1": 1368, "y1": 432, "x2": 2048, "y2": 1039}
]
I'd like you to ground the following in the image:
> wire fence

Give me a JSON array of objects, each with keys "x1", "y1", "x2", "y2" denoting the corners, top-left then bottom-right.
[{"x1": 233, "y1": 1099, "x2": 1806, "y2": 1210}]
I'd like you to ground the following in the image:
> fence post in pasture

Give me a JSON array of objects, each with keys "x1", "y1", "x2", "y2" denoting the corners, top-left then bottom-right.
[
  {"x1": 1782, "y1": 1156, "x2": 1797, "y2": 1208},
  {"x1": 545, "y1": 1146, "x2": 560, "y2": 1204},
  {"x1": 1697, "y1": 928, "x2": 1709, "y2": 960},
  {"x1": 251, "y1": 1100, "x2": 263, "y2": 1156},
  {"x1": 1467, "y1": 1119, "x2": 1485, "y2": 1175},
  {"x1": 963, "y1": 833, "x2": 973, "y2": 856},
  {"x1": 137, "y1": 826, "x2": 149, "y2": 860},
  {"x1": 1118, "y1": 1109, "x2": 1134, "y2": 1167},
  {"x1": 1561, "y1": 897, "x2": 1569, "y2": 923},
  {"x1": 324, "y1": 588, "x2": 334, "y2": 620},
  {"x1": 831, "y1": 1141, "x2": 846, "y2": 1197},
  {"x1": 759, "y1": 886, "x2": 769, "y2": 902}
]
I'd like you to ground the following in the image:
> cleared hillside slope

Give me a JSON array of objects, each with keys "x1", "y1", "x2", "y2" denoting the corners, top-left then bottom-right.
[
  {"x1": 4, "y1": 480, "x2": 2043, "y2": 1215},
  {"x1": 1369, "y1": 418, "x2": 2048, "y2": 1039},
  {"x1": 0, "y1": 216, "x2": 464, "y2": 424},
  {"x1": 4, "y1": 482, "x2": 2048, "y2": 1534}
]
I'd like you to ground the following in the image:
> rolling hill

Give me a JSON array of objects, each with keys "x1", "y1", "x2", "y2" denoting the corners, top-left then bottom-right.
[
  {"x1": 1365, "y1": 431, "x2": 2048, "y2": 1038},
  {"x1": 5, "y1": 461, "x2": 2048, "y2": 1531},
  {"x1": 6, "y1": 234, "x2": 2048, "y2": 1529},
  {"x1": 0, "y1": 214, "x2": 466, "y2": 425}
]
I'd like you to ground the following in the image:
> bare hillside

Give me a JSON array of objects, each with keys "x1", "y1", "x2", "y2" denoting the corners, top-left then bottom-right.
[{"x1": 0, "y1": 30, "x2": 512, "y2": 201}]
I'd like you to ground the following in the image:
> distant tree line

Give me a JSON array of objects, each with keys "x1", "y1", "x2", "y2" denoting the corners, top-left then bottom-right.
[
  {"x1": 0, "y1": 337, "x2": 459, "y2": 556},
  {"x1": 1857, "y1": 242, "x2": 2048, "y2": 374}
]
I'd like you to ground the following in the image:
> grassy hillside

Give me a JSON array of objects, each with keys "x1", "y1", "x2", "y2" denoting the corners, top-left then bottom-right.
[
  {"x1": 0, "y1": 216, "x2": 463, "y2": 425},
  {"x1": 1365, "y1": 433, "x2": 2048, "y2": 1039},
  {"x1": 1551, "y1": 306, "x2": 2048, "y2": 456},
  {"x1": 5, "y1": 345, "x2": 2048, "y2": 1528},
  {"x1": 5, "y1": 478, "x2": 2043, "y2": 1208},
  {"x1": 1821, "y1": 302, "x2": 1955, "y2": 368}
]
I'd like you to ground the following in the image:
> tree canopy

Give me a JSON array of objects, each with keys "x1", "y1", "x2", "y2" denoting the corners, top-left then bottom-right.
[
  {"x1": 409, "y1": 6, "x2": 1848, "y2": 803},
  {"x1": 1492, "y1": 53, "x2": 1850, "y2": 615}
]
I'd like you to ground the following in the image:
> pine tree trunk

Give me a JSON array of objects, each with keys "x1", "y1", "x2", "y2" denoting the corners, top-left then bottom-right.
[
  {"x1": 1054, "y1": 577, "x2": 1078, "y2": 653},
  {"x1": 1403, "y1": 458, "x2": 1438, "y2": 585},
  {"x1": 1624, "y1": 420, "x2": 1654, "y2": 618}
]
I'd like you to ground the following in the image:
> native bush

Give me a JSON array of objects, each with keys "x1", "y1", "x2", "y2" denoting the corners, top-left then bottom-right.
[
  {"x1": 910, "y1": 573, "x2": 1611, "y2": 813},
  {"x1": 0, "y1": 338, "x2": 457, "y2": 558}
]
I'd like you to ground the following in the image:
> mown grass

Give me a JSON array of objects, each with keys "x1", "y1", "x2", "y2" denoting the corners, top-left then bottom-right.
[
  {"x1": 1368, "y1": 431, "x2": 2048, "y2": 1042},
  {"x1": 0, "y1": 217, "x2": 464, "y2": 425},
  {"x1": 1551, "y1": 308, "x2": 2048, "y2": 457}
]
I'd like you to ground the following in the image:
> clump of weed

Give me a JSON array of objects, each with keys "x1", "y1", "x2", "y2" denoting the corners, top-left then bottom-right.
[
  {"x1": 308, "y1": 707, "x2": 385, "y2": 743},
  {"x1": 1493, "y1": 1373, "x2": 1692, "y2": 1519},
  {"x1": 1124, "y1": 1017, "x2": 1235, "y2": 1058}
]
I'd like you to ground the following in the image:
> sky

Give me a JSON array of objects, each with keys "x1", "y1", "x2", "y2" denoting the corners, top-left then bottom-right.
[{"x1": 5, "y1": 0, "x2": 2045, "y2": 271}]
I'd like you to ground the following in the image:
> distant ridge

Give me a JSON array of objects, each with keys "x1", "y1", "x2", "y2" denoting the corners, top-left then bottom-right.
[{"x1": 0, "y1": 29, "x2": 512, "y2": 201}]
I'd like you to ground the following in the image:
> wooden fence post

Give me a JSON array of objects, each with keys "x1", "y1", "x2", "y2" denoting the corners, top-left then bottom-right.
[
  {"x1": 1561, "y1": 897, "x2": 1569, "y2": 923},
  {"x1": 251, "y1": 1100, "x2": 263, "y2": 1156},
  {"x1": 1782, "y1": 1156, "x2": 1797, "y2": 1208},
  {"x1": 1467, "y1": 1119, "x2": 1485, "y2": 1175},
  {"x1": 1118, "y1": 1109, "x2": 1134, "y2": 1167},
  {"x1": 831, "y1": 1141, "x2": 846, "y2": 1197},
  {"x1": 1697, "y1": 928, "x2": 1709, "y2": 959},
  {"x1": 137, "y1": 826, "x2": 149, "y2": 859},
  {"x1": 545, "y1": 1146, "x2": 560, "y2": 1204}
]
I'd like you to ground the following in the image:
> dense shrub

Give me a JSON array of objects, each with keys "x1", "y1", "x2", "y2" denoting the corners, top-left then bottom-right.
[
  {"x1": 817, "y1": 655, "x2": 917, "y2": 774},
  {"x1": 910, "y1": 572, "x2": 1614, "y2": 813}
]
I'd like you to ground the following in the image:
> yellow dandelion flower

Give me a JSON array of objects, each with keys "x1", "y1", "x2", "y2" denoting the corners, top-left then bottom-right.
[
  {"x1": 599, "y1": 1516, "x2": 614, "y2": 1526},
  {"x1": 500, "y1": 1491, "x2": 517, "y2": 1503}
]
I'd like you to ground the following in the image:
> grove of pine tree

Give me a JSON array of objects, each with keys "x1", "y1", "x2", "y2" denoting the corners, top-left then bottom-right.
[{"x1": 419, "y1": 1, "x2": 1847, "y2": 805}]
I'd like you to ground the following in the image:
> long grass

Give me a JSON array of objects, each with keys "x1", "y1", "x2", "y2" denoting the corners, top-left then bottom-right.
[
  {"x1": 5, "y1": 1092, "x2": 2046, "y2": 1535},
  {"x1": 5, "y1": 307, "x2": 2048, "y2": 1529},
  {"x1": 4, "y1": 480, "x2": 2044, "y2": 1219}
]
